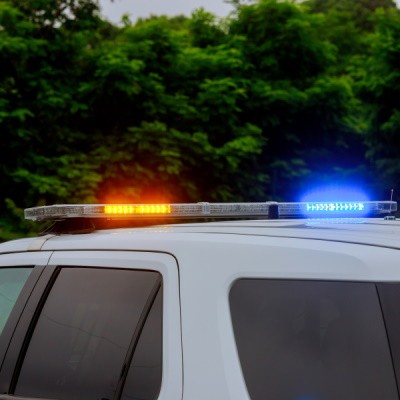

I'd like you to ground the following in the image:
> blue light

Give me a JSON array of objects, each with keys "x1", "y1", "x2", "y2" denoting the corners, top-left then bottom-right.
[
  {"x1": 300, "y1": 186, "x2": 370, "y2": 216},
  {"x1": 305, "y1": 202, "x2": 367, "y2": 214}
]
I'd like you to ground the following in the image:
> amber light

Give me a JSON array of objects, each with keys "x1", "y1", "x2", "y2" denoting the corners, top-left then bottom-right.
[{"x1": 104, "y1": 204, "x2": 172, "y2": 215}]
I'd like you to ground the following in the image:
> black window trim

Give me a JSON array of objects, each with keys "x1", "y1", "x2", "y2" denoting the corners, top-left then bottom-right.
[
  {"x1": 8, "y1": 265, "x2": 61, "y2": 394},
  {"x1": 0, "y1": 265, "x2": 47, "y2": 393}
]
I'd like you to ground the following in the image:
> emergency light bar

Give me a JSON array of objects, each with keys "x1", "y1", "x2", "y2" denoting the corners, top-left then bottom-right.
[{"x1": 24, "y1": 201, "x2": 397, "y2": 221}]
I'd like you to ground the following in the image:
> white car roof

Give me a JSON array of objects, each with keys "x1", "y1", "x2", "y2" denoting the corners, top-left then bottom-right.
[{"x1": 2, "y1": 218, "x2": 400, "y2": 254}]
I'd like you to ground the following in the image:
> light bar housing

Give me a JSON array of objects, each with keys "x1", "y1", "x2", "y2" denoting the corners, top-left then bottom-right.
[
  {"x1": 24, "y1": 201, "x2": 397, "y2": 222},
  {"x1": 25, "y1": 203, "x2": 277, "y2": 221}
]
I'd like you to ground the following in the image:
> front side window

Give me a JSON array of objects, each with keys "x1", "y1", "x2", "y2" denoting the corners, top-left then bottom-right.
[
  {"x1": 230, "y1": 279, "x2": 398, "y2": 400},
  {"x1": 0, "y1": 267, "x2": 32, "y2": 336},
  {"x1": 15, "y1": 267, "x2": 162, "y2": 400}
]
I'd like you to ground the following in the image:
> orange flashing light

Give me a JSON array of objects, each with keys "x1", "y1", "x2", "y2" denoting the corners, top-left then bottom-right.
[{"x1": 104, "y1": 204, "x2": 172, "y2": 215}]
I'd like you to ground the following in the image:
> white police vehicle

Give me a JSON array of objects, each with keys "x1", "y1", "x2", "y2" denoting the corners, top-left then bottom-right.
[{"x1": 1, "y1": 199, "x2": 400, "y2": 400}]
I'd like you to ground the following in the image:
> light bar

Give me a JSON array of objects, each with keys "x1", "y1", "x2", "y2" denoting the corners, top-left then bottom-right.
[{"x1": 24, "y1": 200, "x2": 397, "y2": 222}]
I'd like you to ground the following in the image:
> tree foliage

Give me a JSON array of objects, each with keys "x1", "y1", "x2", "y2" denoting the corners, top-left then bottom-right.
[
  {"x1": 1, "y1": 0, "x2": 400, "y2": 239},
  {"x1": 360, "y1": 9, "x2": 400, "y2": 192},
  {"x1": 305, "y1": 0, "x2": 396, "y2": 30}
]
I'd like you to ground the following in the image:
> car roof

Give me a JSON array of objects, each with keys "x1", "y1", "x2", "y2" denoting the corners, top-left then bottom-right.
[{"x1": 1, "y1": 218, "x2": 400, "y2": 254}]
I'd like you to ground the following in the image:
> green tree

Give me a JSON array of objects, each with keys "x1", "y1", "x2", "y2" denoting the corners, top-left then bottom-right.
[
  {"x1": 187, "y1": 8, "x2": 226, "y2": 48},
  {"x1": 0, "y1": 0, "x2": 107, "y2": 238},
  {"x1": 1, "y1": 2, "x2": 269, "y2": 239},
  {"x1": 228, "y1": 0, "x2": 364, "y2": 199},
  {"x1": 361, "y1": 9, "x2": 400, "y2": 195},
  {"x1": 304, "y1": 0, "x2": 397, "y2": 30},
  {"x1": 2, "y1": 0, "x2": 392, "y2": 240},
  {"x1": 303, "y1": 0, "x2": 397, "y2": 74},
  {"x1": 8, "y1": 0, "x2": 101, "y2": 29}
]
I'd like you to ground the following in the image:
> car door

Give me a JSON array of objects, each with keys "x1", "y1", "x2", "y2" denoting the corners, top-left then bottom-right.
[{"x1": 0, "y1": 251, "x2": 182, "y2": 400}]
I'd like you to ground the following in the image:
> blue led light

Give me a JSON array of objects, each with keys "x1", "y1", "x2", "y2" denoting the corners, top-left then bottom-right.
[
  {"x1": 305, "y1": 202, "x2": 366, "y2": 213},
  {"x1": 298, "y1": 185, "x2": 373, "y2": 217},
  {"x1": 278, "y1": 200, "x2": 396, "y2": 218}
]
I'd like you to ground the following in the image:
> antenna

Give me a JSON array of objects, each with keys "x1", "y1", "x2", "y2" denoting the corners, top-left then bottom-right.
[
  {"x1": 384, "y1": 189, "x2": 396, "y2": 220},
  {"x1": 390, "y1": 189, "x2": 394, "y2": 214}
]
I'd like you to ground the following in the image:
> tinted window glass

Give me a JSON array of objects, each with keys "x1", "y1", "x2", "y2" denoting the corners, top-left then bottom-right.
[
  {"x1": 121, "y1": 287, "x2": 162, "y2": 400},
  {"x1": 16, "y1": 268, "x2": 161, "y2": 400},
  {"x1": 230, "y1": 280, "x2": 398, "y2": 400},
  {"x1": 377, "y1": 283, "x2": 400, "y2": 387},
  {"x1": 0, "y1": 267, "x2": 32, "y2": 335}
]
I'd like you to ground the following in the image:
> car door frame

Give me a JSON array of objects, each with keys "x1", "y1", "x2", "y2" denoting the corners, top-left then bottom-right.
[{"x1": 0, "y1": 250, "x2": 183, "y2": 400}]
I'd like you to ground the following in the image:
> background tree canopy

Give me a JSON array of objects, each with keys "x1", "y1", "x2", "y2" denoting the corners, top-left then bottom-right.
[{"x1": 0, "y1": 0, "x2": 399, "y2": 240}]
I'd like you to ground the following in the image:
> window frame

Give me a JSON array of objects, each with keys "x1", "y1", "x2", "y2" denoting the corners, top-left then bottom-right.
[
  {"x1": 0, "y1": 251, "x2": 182, "y2": 400},
  {"x1": 0, "y1": 252, "x2": 53, "y2": 393}
]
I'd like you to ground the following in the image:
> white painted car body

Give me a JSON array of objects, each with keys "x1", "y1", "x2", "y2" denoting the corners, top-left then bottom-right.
[{"x1": 1, "y1": 218, "x2": 400, "y2": 400}]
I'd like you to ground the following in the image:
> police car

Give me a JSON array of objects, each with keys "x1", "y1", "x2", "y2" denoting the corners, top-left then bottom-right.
[{"x1": 1, "y1": 199, "x2": 400, "y2": 400}]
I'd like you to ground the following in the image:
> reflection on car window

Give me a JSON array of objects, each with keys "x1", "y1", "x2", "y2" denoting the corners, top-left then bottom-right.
[
  {"x1": 230, "y1": 279, "x2": 398, "y2": 400},
  {"x1": 15, "y1": 267, "x2": 162, "y2": 400},
  {"x1": 0, "y1": 267, "x2": 32, "y2": 335}
]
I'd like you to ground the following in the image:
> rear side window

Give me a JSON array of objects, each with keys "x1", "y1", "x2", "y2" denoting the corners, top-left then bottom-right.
[
  {"x1": 377, "y1": 283, "x2": 400, "y2": 388},
  {"x1": 14, "y1": 267, "x2": 162, "y2": 400},
  {"x1": 0, "y1": 268, "x2": 32, "y2": 335},
  {"x1": 230, "y1": 280, "x2": 398, "y2": 400}
]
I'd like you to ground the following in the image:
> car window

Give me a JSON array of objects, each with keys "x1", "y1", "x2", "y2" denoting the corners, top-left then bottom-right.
[
  {"x1": 377, "y1": 283, "x2": 400, "y2": 389},
  {"x1": 121, "y1": 286, "x2": 163, "y2": 400},
  {"x1": 14, "y1": 267, "x2": 162, "y2": 400},
  {"x1": 230, "y1": 279, "x2": 398, "y2": 400},
  {"x1": 0, "y1": 267, "x2": 33, "y2": 336}
]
